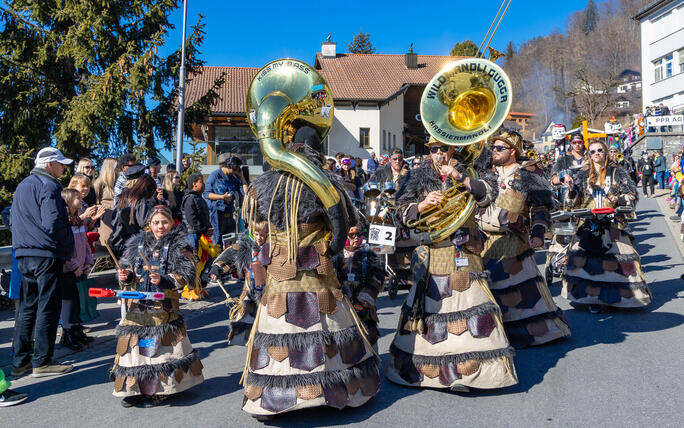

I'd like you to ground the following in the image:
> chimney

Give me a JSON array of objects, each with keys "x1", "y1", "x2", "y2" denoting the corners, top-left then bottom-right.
[
  {"x1": 405, "y1": 43, "x2": 418, "y2": 69},
  {"x1": 321, "y1": 32, "x2": 336, "y2": 58}
]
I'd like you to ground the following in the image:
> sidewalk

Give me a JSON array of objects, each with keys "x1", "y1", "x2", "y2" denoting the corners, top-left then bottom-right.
[
  {"x1": 0, "y1": 271, "x2": 242, "y2": 371},
  {"x1": 650, "y1": 188, "x2": 684, "y2": 260}
]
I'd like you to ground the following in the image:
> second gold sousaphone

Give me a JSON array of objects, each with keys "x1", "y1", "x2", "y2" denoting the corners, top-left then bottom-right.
[{"x1": 410, "y1": 58, "x2": 512, "y2": 242}]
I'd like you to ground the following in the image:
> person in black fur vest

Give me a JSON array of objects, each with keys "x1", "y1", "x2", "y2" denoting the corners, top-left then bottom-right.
[
  {"x1": 112, "y1": 206, "x2": 204, "y2": 408},
  {"x1": 332, "y1": 224, "x2": 386, "y2": 347},
  {"x1": 238, "y1": 128, "x2": 381, "y2": 418},
  {"x1": 562, "y1": 140, "x2": 651, "y2": 312},
  {"x1": 477, "y1": 129, "x2": 571, "y2": 348},
  {"x1": 384, "y1": 137, "x2": 518, "y2": 393}
]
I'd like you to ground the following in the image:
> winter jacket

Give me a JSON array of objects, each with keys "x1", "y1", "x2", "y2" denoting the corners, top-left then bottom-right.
[
  {"x1": 367, "y1": 157, "x2": 379, "y2": 173},
  {"x1": 11, "y1": 168, "x2": 74, "y2": 260},
  {"x1": 64, "y1": 223, "x2": 94, "y2": 273},
  {"x1": 653, "y1": 155, "x2": 667, "y2": 173},
  {"x1": 109, "y1": 195, "x2": 156, "y2": 254},
  {"x1": 93, "y1": 178, "x2": 115, "y2": 210},
  {"x1": 182, "y1": 189, "x2": 211, "y2": 235}
]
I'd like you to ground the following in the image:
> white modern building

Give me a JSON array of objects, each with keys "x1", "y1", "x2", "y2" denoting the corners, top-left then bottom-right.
[{"x1": 635, "y1": 0, "x2": 684, "y2": 113}]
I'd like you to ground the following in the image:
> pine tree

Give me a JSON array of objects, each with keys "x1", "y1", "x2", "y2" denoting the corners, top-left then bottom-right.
[
  {"x1": 348, "y1": 31, "x2": 376, "y2": 54},
  {"x1": 450, "y1": 40, "x2": 480, "y2": 57},
  {"x1": 583, "y1": 0, "x2": 599, "y2": 34},
  {"x1": 0, "y1": 1, "x2": 224, "y2": 209},
  {"x1": 505, "y1": 41, "x2": 516, "y2": 59}
]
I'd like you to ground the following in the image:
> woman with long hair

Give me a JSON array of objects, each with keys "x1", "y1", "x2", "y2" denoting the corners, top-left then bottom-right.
[
  {"x1": 94, "y1": 157, "x2": 118, "y2": 246},
  {"x1": 162, "y1": 170, "x2": 182, "y2": 221},
  {"x1": 94, "y1": 158, "x2": 117, "y2": 210},
  {"x1": 562, "y1": 140, "x2": 651, "y2": 312},
  {"x1": 109, "y1": 174, "x2": 158, "y2": 257}
]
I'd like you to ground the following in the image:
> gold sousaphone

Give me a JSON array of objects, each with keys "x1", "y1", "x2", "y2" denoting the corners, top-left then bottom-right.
[
  {"x1": 407, "y1": 58, "x2": 513, "y2": 242},
  {"x1": 245, "y1": 59, "x2": 349, "y2": 253}
]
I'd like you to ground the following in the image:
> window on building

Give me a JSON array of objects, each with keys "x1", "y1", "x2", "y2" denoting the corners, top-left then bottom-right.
[
  {"x1": 615, "y1": 101, "x2": 630, "y2": 109},
  {"x1": 393, "y1": 133, "x2": 397, "y2": 148},
  {"x1": 359, "y1": 128, "x2": 370, "y2": 148},
  {"x1": 654, "y1": 54, "x2": 673, "y2": 82},
  {"x1": 679, "y1": 49, "x2": 684, "y2": 73},
  {"x1": 214, "y1": 125, "x2": 262, "y2": 166},
  {"x1": 382, "y1": 130, "x2": 386, "y2": 150}
]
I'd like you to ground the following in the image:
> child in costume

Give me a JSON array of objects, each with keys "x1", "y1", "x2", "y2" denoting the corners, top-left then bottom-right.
[
  {"x1": 210, "y1": 221, "x2": 268, "y2": 345},
  {"x1": 332, "y1": 224, "x2": 386, "y2": 347},
  {"x1": 113, "y1": 206, "x2": 204, "y2": 407}
]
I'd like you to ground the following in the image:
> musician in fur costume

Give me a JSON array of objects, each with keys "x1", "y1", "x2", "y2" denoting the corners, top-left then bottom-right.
[
  {"x1": 209, "y1": 228, "x2": 266, "y2": 345},
  {"x1": 238, "y1": 129, "x2": 381, "y2": 417},
  {"x1": 385, "y1": 137, "x2": 517, "y2": 393},
  {"x1": 477, "y1": 130, "x2": 570, "y2": 348},
  {"x1": 332, "y1": 224, "x2": 386, "y2": 347},
  {"x1": 562, "y1": 140, "x2": 651, "y2": 312},
  {"x1": 113, "y1": 206, "x2": 204, "y2": 408}
]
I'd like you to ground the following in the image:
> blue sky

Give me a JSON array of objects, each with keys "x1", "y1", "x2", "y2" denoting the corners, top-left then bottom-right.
[{"x1": 162, "y1": 0, "x2": 592, "y2": 67}]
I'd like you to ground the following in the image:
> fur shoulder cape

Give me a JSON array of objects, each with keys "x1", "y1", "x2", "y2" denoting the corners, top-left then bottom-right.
[
  {"x1": 249, "y1": 145, "x2": 357, "y2": 230},
  {"x1": 396, "y1": 148, "x2": 498, "y2": 207},
  {"x1": 509, "y1": 166, "x2": 555, "y2": 209},
  {"x1": 120, "y1": 226, "x2": 196, "y2": 287},
  {"x1": 213, "y1": 233, "x2": 259, "y2": 274}
]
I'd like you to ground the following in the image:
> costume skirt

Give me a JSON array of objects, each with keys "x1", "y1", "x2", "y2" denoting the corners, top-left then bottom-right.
[
  {"x1": 562, "y1": 226, "x2": 651, "y2": 308},
  {"x1": 111, "y1": 302, "x2": 204, "y2": 397},
  {"x1": 483, "y1": 234, "x2": 571, "y2": 348},
  {"x1": 386, "y1": 244, "x2": 518, "y2": 390},
  {"x1": 241, "y1": 271, "x2": 380, "y2": 416}
]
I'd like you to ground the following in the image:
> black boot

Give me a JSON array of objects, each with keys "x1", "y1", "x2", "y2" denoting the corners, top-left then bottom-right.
[
  {"x1": 72, "y1": 324, "x2": 95, "y2": 344},
  {"x1": 59, "y1": 328, "x2": 83, "y2": 351}
]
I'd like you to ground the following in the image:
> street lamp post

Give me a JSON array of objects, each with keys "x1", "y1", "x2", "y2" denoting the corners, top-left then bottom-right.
[{"x1": 174, "y1": 0, "x2": 188, "y2": 172}]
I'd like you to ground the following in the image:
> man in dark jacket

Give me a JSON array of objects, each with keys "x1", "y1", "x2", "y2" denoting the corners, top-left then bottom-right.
[
  {"x1": 368, "y1": 148, "x2": 410, "y2": 194},
  {"x1": 10, "y1": 147, "x2": 75, "y2": 378},
  {"x1": 637, "y1": 151, "x2": 655, "y2": 198},
  {"x1": 182, "y1": 174, "x2": 211, "y2": 251}
]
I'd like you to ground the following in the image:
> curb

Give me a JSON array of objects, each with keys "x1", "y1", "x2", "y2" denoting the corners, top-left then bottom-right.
[{"x1": 652, "y1": 191, "x2": 684, "y2": 260}]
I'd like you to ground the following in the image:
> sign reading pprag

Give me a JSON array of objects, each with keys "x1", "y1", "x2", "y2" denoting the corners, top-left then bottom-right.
[{"x1": 646, "y1": 115, "x2": 683, "y2": 127}]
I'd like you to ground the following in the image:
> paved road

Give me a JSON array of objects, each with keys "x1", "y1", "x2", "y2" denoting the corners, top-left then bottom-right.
[{"x1": 3, "y1": 194, "x2": 684, "y2": 427}]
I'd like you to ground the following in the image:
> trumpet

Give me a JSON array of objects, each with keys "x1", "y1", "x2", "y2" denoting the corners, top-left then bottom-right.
[
  {"x1": 526, "y1": 149, "x2": 538, "y2": 160},
  {"x1": 616, "y1": 153, "x2": 625, "y2": 162}
]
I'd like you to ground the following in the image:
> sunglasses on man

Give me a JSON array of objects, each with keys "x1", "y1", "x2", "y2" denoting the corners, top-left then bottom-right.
[
  {"x1": 429, "y1": 146, "x2": 449, "y2": 153},
  {"x1": 492, "y1": 145, "x2": 511, "y2": 152}
]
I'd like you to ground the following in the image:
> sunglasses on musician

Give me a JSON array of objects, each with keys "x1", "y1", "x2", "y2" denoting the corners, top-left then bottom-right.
[
  {"x1": 348, "y1": 232, "x2": 360, "y2": 238},
  {"x1": 589, "y1": 148, "x2": 604, "y2": 154},
  {"x1": 429, "y1": 146, "x2": 449, "y2": 153},
  {"x1": 492, "y1": 145, "x2": 511, "y2": 152}
]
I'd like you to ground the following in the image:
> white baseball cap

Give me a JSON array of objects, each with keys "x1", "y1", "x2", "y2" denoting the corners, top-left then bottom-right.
[{"x1": 35, "y1": 147, "x2": 74, "y2": 166}]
